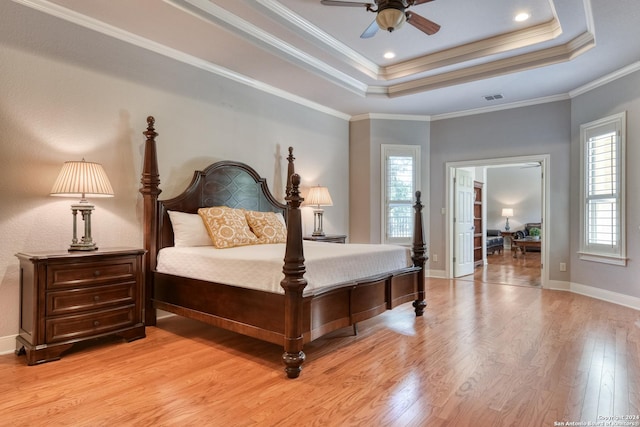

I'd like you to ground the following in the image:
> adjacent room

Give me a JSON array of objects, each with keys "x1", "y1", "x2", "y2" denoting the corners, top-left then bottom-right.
[{"x1": 1, "y1": 0, "x2": 639, "y2": 425}]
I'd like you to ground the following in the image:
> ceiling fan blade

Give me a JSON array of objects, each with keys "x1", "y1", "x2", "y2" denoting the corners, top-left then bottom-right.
[
  {"x1": 406, "y1": 11, "x2": 441, "y2": 35},
  {"x1": 408, "y1": 0, "x2": 436, "y2": 5},
  {"x1": 360, "y1": 19, "x2": 379, "y2": 38},
  {"x1": 320, "y1": 0, "x2": 374, "y2": 7}
]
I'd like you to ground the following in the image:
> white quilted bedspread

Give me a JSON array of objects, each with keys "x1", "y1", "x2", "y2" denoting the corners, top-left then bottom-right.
[{"x1": 155, "y1": 241, "x2": 413, "y2": 296}]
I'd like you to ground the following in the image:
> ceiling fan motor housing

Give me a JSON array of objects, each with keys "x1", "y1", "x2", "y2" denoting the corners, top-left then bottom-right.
[{"x1": 376, "y1": 0, "x2": 407, "y2": 32}]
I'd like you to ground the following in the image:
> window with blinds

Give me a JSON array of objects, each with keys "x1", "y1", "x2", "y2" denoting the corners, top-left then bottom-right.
[
  {"x1": 579, "y1": 112, "x2": 626, "y2": 265},
  {"x1": 381, "y1": 145, "x2": 420, "y2": 244}
]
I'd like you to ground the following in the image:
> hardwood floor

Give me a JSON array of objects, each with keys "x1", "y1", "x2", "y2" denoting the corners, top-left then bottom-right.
[
  {"x1": 469, "y1": 249, "x2": 542, "y2": 287},
  {"x1": 2, "y1": 277, "x2": 639, "y2": 426}
]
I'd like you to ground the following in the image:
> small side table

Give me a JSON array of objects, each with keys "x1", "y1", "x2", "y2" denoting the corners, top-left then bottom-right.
[
  {"x1": 303, "y1": 234, "x2": 346, "y2": 244},
  {"x1": 500, "y1": 231, "x2": 517, "y2": 249}
]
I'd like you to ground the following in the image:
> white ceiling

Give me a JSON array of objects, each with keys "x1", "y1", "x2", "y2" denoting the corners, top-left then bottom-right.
[{"x1": 20, "y1": 0, "x2": 640, "y2": 119}]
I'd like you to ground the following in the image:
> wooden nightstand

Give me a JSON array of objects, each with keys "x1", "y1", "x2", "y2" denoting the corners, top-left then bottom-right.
[
  {"x1": 303, "y1": 234, "x2": 347, "y2": 243},
  {"x1": 15, "y1": 247, "x2": 146, "y2": 365}
]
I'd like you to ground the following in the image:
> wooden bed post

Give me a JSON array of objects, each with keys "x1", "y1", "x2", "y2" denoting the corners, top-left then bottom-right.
[
  {"x1": 412, "y1": 190, "x2": 427, "y2": 316},
  {"x1": 285, "y1": 146, "x2": 295, "y2": 198},
  {"x1": 139, "y1": 116, "x2": 162, "y2": 326},
  {"x1": 281, "y1": 173, "x2": 307, "y2": 378}
]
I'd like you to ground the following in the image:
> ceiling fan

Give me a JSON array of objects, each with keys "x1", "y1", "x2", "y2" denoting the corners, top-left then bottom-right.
[{"x1": 320, "y1": 0, "x2": 441, "y2": 39}]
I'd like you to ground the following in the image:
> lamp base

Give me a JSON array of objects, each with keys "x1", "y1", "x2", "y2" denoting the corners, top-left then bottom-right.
[
  {"x1": 312, "y1": 208, "x2": 325, "y2": 237},
  {"x1": 69, "y1": 202, "x2": 98, "y2": 251},
  {"x1": 69, "y1": 243, "x2": 98, "y2": 251}
]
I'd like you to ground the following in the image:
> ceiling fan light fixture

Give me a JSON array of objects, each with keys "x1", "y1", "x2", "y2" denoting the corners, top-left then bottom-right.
[{"x1": 376, "y1": 8, "x2": 406, "y2": 32}]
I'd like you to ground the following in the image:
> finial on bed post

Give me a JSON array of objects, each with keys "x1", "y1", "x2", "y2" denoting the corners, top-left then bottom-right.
[
  {"x1": 281, "y1": 173, "x2": 306, "y2": 378},
  {"x1": 139, "y1": 116, "x2": 162, "y2": 326},
  {"x1": 412, "y1": 190, "x2": 427, "y2": 316},
  {"x1": 285, "y1": 147, "x2": 295, "y2": 198}
]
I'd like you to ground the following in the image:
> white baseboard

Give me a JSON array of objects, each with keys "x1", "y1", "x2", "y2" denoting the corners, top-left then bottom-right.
[
  {"x1": 0, "y1": 334, "x2": 17, "y2": 356},
  {"x1": 426, "y1": 269, "x2": 447, "y2": 278},
  {"x1": 547, "y1": 279, "x2": 570, "y2": 291},
  {"x1": 568, "y1": 282, "x2": 640, "y2": 311}
]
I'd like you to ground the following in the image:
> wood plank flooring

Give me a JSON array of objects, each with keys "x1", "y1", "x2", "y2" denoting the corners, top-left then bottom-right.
[
  {"x1": 471, "y1": 249, "x2": 542, "y2": 287},
  {"x1": 2, "y1": 276, "x2": 639, "y2": 426}
]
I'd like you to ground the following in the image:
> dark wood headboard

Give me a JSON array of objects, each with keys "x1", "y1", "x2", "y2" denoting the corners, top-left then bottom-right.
[
  {"x1": 140, "y1": 116, "x2": 297, "y2": 274},
  {"x1": 156, "y1": 161, "x2": 288, "y2": 250}
]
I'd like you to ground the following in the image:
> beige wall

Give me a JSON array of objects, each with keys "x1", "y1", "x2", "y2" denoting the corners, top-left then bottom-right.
[{"x1": 0, "y1": 2, "x2": 349, "y2": 347}]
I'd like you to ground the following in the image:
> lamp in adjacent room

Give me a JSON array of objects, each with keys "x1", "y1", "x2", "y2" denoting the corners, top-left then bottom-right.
[
  {"x1": 305, "y1": 185, "x2": 333, "y2": 237},
  {"x1": 501, "y1": 208, "x2": 514, "y2": 231},
  {"x1": 50, "y1": 159, "x2": 114, "y2": 251}
]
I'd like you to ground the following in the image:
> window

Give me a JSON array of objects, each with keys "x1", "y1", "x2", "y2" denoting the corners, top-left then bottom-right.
[
  {"x1": 579, "y1": 112, "x2": 626, "y2": 265},
  {"x1": 381, "y1": 145, "x2": 420, "y2": 245}
]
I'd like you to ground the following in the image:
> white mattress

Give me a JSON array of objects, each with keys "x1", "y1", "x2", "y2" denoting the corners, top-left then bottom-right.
[{"x1": 155, "y1": 241, "x2": 413, "y2": 296}]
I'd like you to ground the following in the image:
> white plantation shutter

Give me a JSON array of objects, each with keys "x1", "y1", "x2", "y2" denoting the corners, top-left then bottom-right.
[
  {"x1": 580, "y1": 112, "x2": 626, "y2": 265},
  {"x1": 382, "y1": 145, "x2": 420, "y2": 244}
]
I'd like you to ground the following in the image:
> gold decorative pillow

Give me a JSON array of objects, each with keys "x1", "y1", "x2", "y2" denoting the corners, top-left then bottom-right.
[
  {"x1": 244, "y1": 210, "x2": 287, "y2": 244},
  {"x1": 198, "y1": 206, "x2": 258, "y2": 248}
]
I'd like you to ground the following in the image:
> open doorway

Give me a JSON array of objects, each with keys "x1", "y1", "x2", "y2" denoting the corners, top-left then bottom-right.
[{"x1": 445, "y1": 155, "x2": 550, "y2": 289}]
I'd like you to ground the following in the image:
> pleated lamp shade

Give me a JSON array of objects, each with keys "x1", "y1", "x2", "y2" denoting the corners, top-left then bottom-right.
[
  {"x1": 50, "y1": 159, "x2": 114, "y2": 199},
  {"x1": 305, "y1": 186, "x2": 333, "y2": 208}
]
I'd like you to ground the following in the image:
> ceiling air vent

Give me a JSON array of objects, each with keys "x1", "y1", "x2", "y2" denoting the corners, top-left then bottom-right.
[{"x1": 483, "y1": 94, "x2": 504, "y2": 101}]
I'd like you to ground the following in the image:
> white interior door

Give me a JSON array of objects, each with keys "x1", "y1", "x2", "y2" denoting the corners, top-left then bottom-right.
[{"x1": 454, "y1": 169, "x2": 475, "y2": 277}]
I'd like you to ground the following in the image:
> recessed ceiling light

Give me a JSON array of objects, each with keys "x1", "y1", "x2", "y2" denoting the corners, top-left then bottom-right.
[
  {"x1": 384, "y1": 51, "x2": 396, "y2": 59},
  {"x1": 515, "y1": 12, "x2": 530, "y2": 22}
]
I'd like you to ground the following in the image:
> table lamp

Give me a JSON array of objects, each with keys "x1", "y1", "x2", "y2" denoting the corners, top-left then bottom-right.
[{"x1": 50, "y1": 159, "x2": 114, "y2": 251}]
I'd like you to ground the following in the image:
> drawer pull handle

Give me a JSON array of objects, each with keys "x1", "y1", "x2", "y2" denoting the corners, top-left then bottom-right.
[
  {"x1": 93, "y1": 320, "x2": 100, "y2": 327},
  {"x1": 93, "y1": 270, "x2": 101, "y2": 277},
  {"x1": 93, "y1": 295, "x2": 100, "y2": 302}
]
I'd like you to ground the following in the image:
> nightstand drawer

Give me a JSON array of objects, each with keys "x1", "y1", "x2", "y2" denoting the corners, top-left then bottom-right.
[
  {"x1": 47, "y1": 258, "x2": 136, "y2": 289},
  {"x1": 47, "y1": 282, "x2": 136, "y2": 316},
  {"x1": 46, "y1": 305, "x2": 136, "y2": 343}
]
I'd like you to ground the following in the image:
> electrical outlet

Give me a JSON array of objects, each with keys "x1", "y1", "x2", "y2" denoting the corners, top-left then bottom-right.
[
  {"x1": 559, "y1": 262, "x2": 566, "y2": 272},
  {"x1": 433, "y1": 254, "x2": 438, "y2": 262}
]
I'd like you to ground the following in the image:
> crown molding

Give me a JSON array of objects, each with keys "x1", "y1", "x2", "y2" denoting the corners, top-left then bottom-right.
[
  {"x1": 12, "y1": 0, "x2": 351, "y2": 120},
  {"x1": 569, "y1": 61, "x2": 640, "y2": 98},
  {"x1": 255, "y1": 0, "x2": 380, "y2": 80},
  {"x1": 381, "y1": 18, "x2": 563, "y2": 80},
  {"x1": 431, "y1": 94, "x2": 570, "y2": 121},
  {"x1": 15, "y1": 0, "x2": 635, "y2": 122},
  {"x1": 244, "y1": 2, "x2": 596, "y2": 98},
  {"x1": 168, "y1": 0, "x2": 368, "y2": 96},
  {"x1": 382, "y1": 32, "x2": 595, "y2": 97},
  {"x1": 350, "y1": 113, "x2": 431, "y2": 122}
]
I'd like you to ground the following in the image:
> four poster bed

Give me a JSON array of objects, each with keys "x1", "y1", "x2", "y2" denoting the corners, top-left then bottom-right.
[{"x1": 139, "y1": 116, "x2": 427, "y2": 378}]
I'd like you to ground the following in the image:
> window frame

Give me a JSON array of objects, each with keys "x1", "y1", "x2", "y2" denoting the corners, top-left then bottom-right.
[
  {"x1": 381, "y1": 144, "x2": 421, "y2": 245},
  {"x1": 578, "y1": 111, "x2": 627, "y2": 266}
]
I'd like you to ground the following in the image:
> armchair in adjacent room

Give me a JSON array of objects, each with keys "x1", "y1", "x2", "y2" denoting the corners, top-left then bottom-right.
[{"x1": 486, "y1": 229, "x2": 504, "y2": 255}]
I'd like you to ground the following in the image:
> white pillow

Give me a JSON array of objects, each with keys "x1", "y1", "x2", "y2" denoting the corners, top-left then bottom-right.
[{"x1": 167, "y1": 210, "x2": 213, "y2": 247}]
